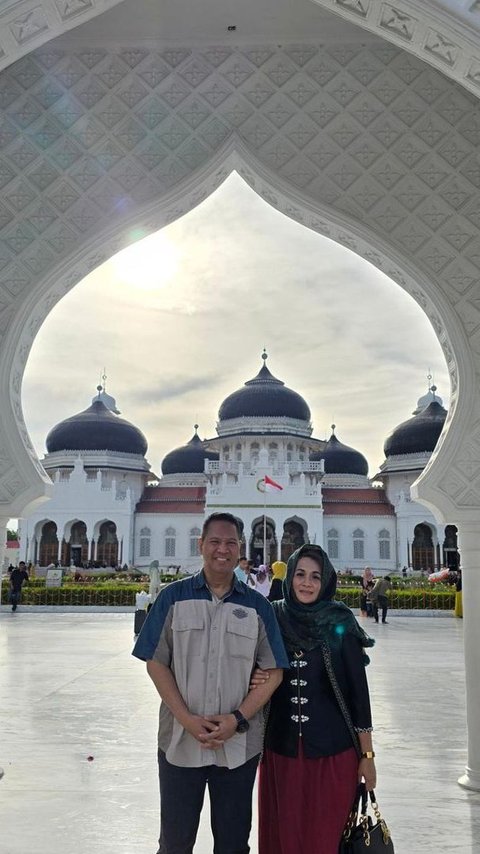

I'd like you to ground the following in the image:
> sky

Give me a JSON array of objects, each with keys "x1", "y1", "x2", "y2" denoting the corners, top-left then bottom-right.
[{"x1": 22, "y1": 171, "x2": 449, "y2": 480}]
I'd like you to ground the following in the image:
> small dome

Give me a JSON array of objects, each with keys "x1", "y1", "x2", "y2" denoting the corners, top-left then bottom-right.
[
  {"x1": 414, "y1": 381, "x2": 443, "y2": 414},
  {"x1": 218, "y1": 352, "x2": 311, "y2": 422},
  {"x1": 384, "y1": 400, "x2": 447, "y2": 457},
  {"x1": 92, "y1": 384, "x2": 120, "y2": 414},
  {"x1": 311, "y1": 427, "x2": 368, "y2": 476},
  {"x1": 46, "y1": 399, "x2": 148, "y2": 455},
  {"x1": 161, "y1": 428, "x2": 219, "y2": 475}
]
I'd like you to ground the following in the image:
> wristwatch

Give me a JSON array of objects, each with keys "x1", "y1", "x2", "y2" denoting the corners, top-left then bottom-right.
[
  {"x1": 360, "y1": 751, "x2": 375, "y2": 759},
  {"x1": 232, "y1": 709, "x2": 250, "y2": 733}
]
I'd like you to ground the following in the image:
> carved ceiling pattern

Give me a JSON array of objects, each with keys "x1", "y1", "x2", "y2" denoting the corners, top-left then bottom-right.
[
  {"x1": 312, "y1": 0, "x2": 480, "y2": 98},
  {"x1": 0, "y1": 1, "x2": 121, "y2": 73},
  {"x1": 0, "y1": 41, "x2": 480, "y2": 510}
]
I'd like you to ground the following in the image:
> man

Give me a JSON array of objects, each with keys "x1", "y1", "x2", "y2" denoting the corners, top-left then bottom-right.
[
  {"x1": 233, "y1": 555, "x2": 249, "y2": 584},
  {"x1": 9, "y1": 561, "x2": 29, "y2": 612},
  {"x1": 133, "y1": 512, "x2": 288, "y2": 854},
  {"x1": 370, "y1": 574, "x2": 392, "y2": 624}
]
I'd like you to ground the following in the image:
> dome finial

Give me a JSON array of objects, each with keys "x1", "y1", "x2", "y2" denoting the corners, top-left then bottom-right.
[
  {"x1": 102, "y1": 367, "x2": 107, "y2": 390},
  {"x1": 262, "y1": 348, "x2": 268, "y2": 362},
  {"x1": 427, "y1": 369, "x2": 432, "y2": 388},
  {"x1": 193, "y1": 423, "x2": 199, "y2": 434},
  {"x1": 331, "y1": 423, "x2": 336, "y2": 434}
]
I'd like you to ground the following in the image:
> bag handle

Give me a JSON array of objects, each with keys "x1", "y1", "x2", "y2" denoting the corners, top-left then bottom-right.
[{"x1": 320, "y1": 640, "x2": 361, "y2": 758}]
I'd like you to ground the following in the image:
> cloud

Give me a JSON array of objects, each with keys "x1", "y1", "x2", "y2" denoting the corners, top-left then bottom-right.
[{"x1": 22, "y1": 171, "x2": 450, "y2": 477}]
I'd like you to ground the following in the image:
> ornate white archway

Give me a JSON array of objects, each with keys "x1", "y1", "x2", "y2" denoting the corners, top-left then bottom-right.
[{"x1": 1, "y1": 29, "x2": 480, "y2": 789}]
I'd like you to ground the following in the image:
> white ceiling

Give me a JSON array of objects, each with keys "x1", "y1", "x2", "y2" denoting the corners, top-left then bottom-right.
[{"x1": 54, "y1": 0, "x2": 369, "y2": 47}]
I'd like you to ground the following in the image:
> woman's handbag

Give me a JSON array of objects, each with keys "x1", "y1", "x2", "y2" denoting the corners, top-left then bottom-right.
[{"x1": 340, "y1": 783, "x2": 394, "y2": 853}]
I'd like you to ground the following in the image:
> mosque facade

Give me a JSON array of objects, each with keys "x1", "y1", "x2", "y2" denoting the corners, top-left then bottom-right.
[{"x1": 18, "y1": 355, "x2": 457, "y2": 575}]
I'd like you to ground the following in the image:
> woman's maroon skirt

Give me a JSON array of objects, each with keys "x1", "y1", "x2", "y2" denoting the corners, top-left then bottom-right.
[{"x1": 258, "y1": 744, "x2": 358, "y2": 854}]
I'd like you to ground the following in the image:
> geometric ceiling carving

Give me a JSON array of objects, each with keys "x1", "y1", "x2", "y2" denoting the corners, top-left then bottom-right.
[{"x1": 0, "y1": 40, "x2": 479, "y2": 333}]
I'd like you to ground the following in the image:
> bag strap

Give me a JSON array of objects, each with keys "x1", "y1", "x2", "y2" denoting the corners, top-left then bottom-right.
[{"x1": 320, "y1": 640, "x2": 361, "y2": 759}]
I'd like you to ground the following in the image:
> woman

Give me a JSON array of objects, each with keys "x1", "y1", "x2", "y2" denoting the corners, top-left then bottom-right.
[
  {"x1": 360, "y1": 566, "x2": 374, "y2": 616},
  {"x1": 268, "y1": 560, "x2": 287, "y2": 601},
  {"x1": 257, "y1": 544, "x2": 376, "y2": 854},
  {"x1": 254, "y1": 564, "x2": 271, "y2": 597}
]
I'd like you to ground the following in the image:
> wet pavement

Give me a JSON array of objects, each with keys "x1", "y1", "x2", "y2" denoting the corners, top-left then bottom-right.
[{"x1": 0, "y1": 609, "x2": 479, "y2": 853}]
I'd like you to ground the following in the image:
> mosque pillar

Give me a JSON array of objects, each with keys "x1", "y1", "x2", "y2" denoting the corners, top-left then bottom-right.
[{"x1": 457, "y1": 521, "x2": 480, "y2": 791}]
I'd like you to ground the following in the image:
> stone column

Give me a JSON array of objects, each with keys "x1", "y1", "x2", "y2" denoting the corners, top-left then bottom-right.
[{"x1": 457, "y1": 522, "x2": 480, "y2": 791}]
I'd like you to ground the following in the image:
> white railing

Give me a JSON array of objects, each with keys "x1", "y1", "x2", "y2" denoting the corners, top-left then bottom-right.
[{"x1": 205, "y1": 459, "x2": 324, "y2": 476}]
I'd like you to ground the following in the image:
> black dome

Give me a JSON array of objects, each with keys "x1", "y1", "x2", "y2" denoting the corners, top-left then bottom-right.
[
  {"x1": 311, "y1": 430, "x2": 368, "y2": 476},
  {"x1": 46, "y1": 400, "x2": 148, "y2": 455},
  {"x1": 162, "y1": 430, "x2": 219, "y2": 475},
  {"x1": 384, "y1": 401, "x2": 447, "y2": 457},
  {"x1": 219, "y1": 357, "x2": 311, "y2": 422}
]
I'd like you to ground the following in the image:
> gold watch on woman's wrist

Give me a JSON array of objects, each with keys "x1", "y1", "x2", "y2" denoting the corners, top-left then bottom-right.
[{"x1": 360, "y1": 751, "x2": 375, "y2": 759}]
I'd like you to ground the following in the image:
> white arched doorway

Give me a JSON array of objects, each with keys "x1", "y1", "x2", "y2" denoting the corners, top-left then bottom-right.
[{"x1": 1, "y1": 28, "x2": 480, "y2": 790}]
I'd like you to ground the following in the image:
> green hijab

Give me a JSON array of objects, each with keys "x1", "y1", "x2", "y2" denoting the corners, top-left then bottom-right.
[{"x1": 273, "y1": 544, "x2": 374, "y2": 656}]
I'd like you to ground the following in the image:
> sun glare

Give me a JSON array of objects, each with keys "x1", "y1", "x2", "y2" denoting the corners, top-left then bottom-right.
[{"x1": 112, "y1": 231, "x2": 180, "y2": 291}]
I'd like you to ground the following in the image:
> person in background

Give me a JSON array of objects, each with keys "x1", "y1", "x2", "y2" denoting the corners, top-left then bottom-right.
[
  {"x1": 9, "y1": 561, "x2": 29, "y2": 612},
  {"x1": 234, "y1": 556, "x2": 249, "y2": 584},
  {"x1": 454, "y1": 569, "x2": 463, "y2": 618},
  {"x1": 360, "y1": 566, "x2": 374, "y2": 617},
  {"x1": 148, "y1": 560, "x2": 162, "y2": 604},
  {"x1": 132, "y1": 512, "x2": 288, "y2": 854},
  {"x1": 369, "y1": 575, "x2": 392, "y2": 624},
  {"x1": 254, "y1": 565, "x2": 271, "y2": 597},
  {"x1": 245, "y1": 560, "x2": 257, "y2": 588},
  {"x1": 268, "y1": 560, "x2": 287, "y2": 602},
  {"x1": 253, "y1": 544, "x2": 376, "y2": 854}
]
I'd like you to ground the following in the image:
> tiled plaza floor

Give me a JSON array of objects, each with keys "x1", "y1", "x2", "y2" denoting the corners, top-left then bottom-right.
[{"x1": 0, "y1": 609, "x2": 479, "y2": 853}]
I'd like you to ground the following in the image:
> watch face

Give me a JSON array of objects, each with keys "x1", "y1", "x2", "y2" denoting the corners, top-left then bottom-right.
[{"x1": 233, "y1": 710, "x2": 250, "y2": 733}]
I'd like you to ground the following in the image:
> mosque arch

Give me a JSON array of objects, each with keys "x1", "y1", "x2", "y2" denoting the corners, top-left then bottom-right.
[
  {"x1": 38, "y1": 520, "x2": 59, "y2": 567},
  {"x1": 2, "y1": 17, "x2": 480, "y2": 791},
  {"x1": 250, "y1": 516, "x2": 277, "y2": 566},
  {"x1": 281, "y1": 517, "x2": 307, "y2": 562},
  {"x1": 411, "y1": 521, "x2": 435, "y2": 572},
  {"x1": 96, "y1": 520, "x2": 119, "y2": 567},
  {"x1": 443, "y1": 524, "x2": 459, "y2": 570},
  {"x1": 65, "y1": 519, "x2": 89, "y2": 567},
  {"x1": 0, "y1": 40, "x2": 479, "y2": 526}
]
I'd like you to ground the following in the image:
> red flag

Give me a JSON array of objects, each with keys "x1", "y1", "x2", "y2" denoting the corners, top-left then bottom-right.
[{"x1": 264, "y1": 474, "x2": 283, "y2": 492}]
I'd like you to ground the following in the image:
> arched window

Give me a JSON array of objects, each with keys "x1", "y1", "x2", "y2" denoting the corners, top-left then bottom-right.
[
  {"x1": 268, "y1": 442, "x2": 278, "y2": 464},
  {"x1": 190, "y1": 527, "x2": 201, "y2": 557},
  {"x1": 139, "y1": 527, "x2": 151, "y2": 558},
  {"x1": 250, "y1": 442, "x2": 259, "y2": 464},
  {"x1": 235, "y1": 442, "x2": 242, "y2": 462},
  {"x1": 222, "y1": 445, "x2": 230, "y2": 461},
  {"x1": 287, "y1": 443, "x2": 293, "y2": 461},
  {"x1": 327, "y1": 528, "x2": 339, "y2": 560},
  {"x1": 378, "y1": 529, "x2": 391, "y2": 560},
  {"x1": 165, "y1": 527, "x2": 176, "y2": 558},
  {"x1": 353, "y1": 529, "x2": 365, "y2": 560}
]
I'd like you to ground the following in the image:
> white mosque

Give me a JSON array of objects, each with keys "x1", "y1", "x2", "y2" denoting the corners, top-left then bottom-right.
[{"x1": 18, "y1": 353, "x2": 456, "y2": 575}]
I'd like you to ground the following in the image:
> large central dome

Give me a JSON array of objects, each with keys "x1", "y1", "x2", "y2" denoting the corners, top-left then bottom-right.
[{"x1": 218, "y1": 352, "x2": 311, "y2": 422}]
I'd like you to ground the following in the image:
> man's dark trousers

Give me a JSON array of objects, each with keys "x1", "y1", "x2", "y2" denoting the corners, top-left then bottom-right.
[{"x1": 157, "y1": 749, "x2": 259, "y2": 854}]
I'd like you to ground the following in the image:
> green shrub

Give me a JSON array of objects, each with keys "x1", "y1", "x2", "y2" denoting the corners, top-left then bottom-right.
[{"x1": 1, "y1": 579, "x2": 455, "y2": 609}]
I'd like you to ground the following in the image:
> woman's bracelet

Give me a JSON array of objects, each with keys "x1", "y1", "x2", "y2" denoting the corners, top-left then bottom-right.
[{"x1": 360, "y1": 751, "x2": 375, "y2": 759}]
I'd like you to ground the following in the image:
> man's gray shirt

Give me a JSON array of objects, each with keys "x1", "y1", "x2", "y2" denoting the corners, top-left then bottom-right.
[{"x1": 133, "y1": 570, "x2": 289, "y2": 769}]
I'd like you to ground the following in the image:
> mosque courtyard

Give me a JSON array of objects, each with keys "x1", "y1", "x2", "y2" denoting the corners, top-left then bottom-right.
[{"x1": 0, "y1": 609, "x2": 479, "y2": 854}]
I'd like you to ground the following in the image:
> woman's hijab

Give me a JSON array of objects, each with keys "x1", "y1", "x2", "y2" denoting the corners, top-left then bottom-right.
[
  {"x1": 271, "y1": 561, "x2": 287, "y2": 581},
  {"x1": 273, "y1": 544, "x2": 374, "y2": 655}
]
